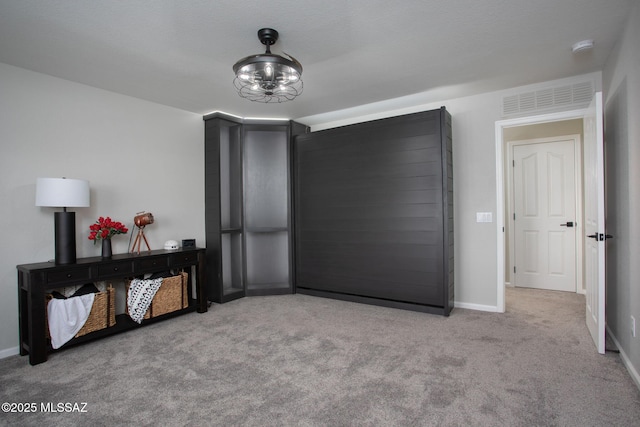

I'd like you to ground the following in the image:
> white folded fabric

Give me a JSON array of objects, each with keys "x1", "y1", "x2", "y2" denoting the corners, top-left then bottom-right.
[{"x1": 47, "y1": 293, "x2": 95, "y2": 349}]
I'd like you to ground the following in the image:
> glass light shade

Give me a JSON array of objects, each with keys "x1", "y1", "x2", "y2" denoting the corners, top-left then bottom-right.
[{"x1": 35, "y1": 178, "x2": 90, "y2": 208}]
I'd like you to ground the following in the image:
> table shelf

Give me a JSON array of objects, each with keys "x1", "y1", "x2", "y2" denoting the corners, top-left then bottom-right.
[{"x1": 17, "y1": 247, "x2": 207, "y2": 365}]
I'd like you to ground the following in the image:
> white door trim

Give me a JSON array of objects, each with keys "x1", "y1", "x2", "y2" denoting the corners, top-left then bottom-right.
[
  {"x1": 495, "y1": 109, "x2": 588, "y2": 313},
  {"x1": 506, "y1": 135, "x2": 583, "y2": 293}
]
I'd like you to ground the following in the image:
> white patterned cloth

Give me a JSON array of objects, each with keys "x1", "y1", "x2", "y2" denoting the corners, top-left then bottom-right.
[{"x1": 127, "y1": 278, "x2": 163, "y2": 324}]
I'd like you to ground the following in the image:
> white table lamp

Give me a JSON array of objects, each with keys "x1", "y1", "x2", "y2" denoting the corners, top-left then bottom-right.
[{"x1": 36, "y1": 177, "x2": 90, "y2": 264}]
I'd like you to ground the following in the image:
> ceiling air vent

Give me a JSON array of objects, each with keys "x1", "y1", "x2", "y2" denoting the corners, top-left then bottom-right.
[{"x1": 502, "y1": 81, "x2": 594, "y2": 117}]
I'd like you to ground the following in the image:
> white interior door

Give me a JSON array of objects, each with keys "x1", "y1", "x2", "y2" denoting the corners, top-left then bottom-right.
[
  {"x1": 513, "y1": 139, "x2": 577, "y2": 291},
  {"x1": 584, "y1": 92, "x2": 606, "y2": 354}
]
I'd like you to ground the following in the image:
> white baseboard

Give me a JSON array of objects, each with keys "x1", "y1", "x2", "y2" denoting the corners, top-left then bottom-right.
[
  {"x1": 454, "y1": 301, "x2": 500, "y2": 312},
  {"x1": 606, "y1": 326, "x2": 640, "y2": 391},
  {"x1": 0, "y1": 346, "x2": 20, "y2": 360}
]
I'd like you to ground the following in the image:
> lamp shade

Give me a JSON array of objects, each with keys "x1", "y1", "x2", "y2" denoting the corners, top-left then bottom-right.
[{"x1": 35, "y1": 178, "x2": 90, "y2": 208}]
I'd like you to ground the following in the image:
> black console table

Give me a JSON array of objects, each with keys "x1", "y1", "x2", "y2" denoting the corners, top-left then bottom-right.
[{"x1": 17, "y1": 247, "x2": 207, "y2": 365}]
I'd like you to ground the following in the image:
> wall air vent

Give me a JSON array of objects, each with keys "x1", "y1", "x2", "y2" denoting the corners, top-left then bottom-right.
[{"x1": 502, "y1": 81, "x2": 594, "y2": 117}]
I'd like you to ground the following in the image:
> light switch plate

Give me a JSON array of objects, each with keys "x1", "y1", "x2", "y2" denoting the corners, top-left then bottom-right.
[{"x1": 476, "y1": 212, "x2": 493, "y2": 223}]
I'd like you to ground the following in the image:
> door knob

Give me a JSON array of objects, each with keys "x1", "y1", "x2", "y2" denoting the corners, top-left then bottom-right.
[
  {"x1": 561, "y1": 221, "x2": 574, "y2": 227},
  {"x1": 587, "y1": 233, "x2": 615, "y2": 241}
]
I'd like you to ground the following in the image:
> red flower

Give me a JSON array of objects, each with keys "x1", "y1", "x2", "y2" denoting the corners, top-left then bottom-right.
[{"x1": 88, "y1": 216, "x2": 128, "y2": 243}]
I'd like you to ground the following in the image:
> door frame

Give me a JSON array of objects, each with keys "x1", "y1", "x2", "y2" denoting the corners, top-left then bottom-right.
[
  {"x1": 495, "y1": 108, "x2": 589, "y2": 313},
  {"x1": 506, "y1": 135, "x2": 583, "y2": 293}
]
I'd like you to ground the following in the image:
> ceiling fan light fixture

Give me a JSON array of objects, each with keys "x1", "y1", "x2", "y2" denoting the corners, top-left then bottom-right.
[{"x1": 233, "y1": 28, "x2": 303, "y2": 103}]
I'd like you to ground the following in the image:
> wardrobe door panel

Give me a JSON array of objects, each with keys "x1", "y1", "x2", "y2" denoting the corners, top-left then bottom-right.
[{"x1": 294, "y1": 108, "x2": 453, "y2": 314}]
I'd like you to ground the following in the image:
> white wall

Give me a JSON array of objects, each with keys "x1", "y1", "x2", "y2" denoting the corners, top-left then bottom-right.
[
  {"x1": 0, "y1": 63, "x2": 204, "y2": 355},
  {"x1": 602, "y1": 1, "x2": 640, "y2": 386}
]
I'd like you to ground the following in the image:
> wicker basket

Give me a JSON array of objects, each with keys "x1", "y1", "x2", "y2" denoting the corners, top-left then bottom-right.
[
  {"x1": 127, "y1": 272, "x2": 189, "y2": 320},
  {"x1": 46, "y1": 285, "x2": 116, "y2": 339}
]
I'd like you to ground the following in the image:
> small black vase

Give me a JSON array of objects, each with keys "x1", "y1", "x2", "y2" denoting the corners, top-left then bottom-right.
[{"x1": 101, "y1": 239, "x2": 112, "y2": 258}]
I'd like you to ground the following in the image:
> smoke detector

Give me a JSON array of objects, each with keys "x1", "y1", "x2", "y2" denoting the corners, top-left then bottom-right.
[{"x1": 572, "y1": 40, "x2": 594, "y2": 53}]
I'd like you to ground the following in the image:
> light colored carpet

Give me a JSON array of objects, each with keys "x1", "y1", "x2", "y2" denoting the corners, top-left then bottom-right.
[{"x1": 1, "y1": 287, "x2": 639, "y2": 426}]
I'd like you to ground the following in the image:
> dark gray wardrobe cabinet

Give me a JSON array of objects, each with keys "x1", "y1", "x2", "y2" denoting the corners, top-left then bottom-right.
[
  {"x1": 204, "y1": 112, "x2": 307, "y2": 303},
  {"x1": 293, "y1": 107, "x2": 454, "y2": 315}
]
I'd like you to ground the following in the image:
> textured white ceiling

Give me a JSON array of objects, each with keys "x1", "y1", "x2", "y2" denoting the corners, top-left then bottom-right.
[{"x1": 0, "y1": 0, "x2": 632, "y2": 126}]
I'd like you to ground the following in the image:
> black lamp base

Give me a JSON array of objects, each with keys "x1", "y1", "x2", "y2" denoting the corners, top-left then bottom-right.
[{"x1": 54, "y1": 211, "x2": 76, "y2": 265}]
